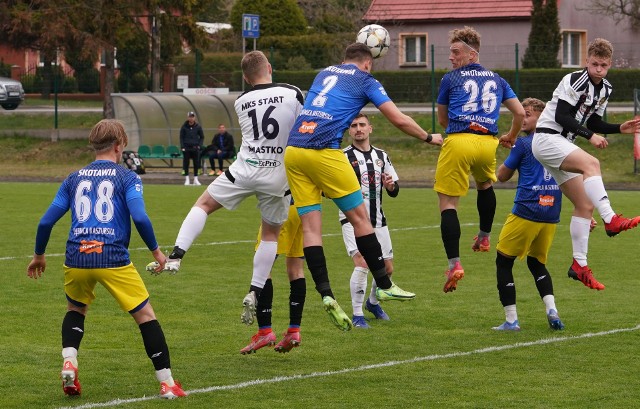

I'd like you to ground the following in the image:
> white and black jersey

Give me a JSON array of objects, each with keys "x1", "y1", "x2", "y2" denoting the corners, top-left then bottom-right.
[
  {"x1": 231, "y1": 82, "x2": 304, "y2": 196},
  {"x1": 536, "y1": 68, "x2": 612, "y2": 143},
  {"x1": 339, "y1": 144, "x2": 398, "y2": 228}
]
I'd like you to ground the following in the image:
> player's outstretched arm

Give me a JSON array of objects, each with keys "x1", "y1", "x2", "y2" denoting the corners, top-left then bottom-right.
[{"x1": 378, "y1": 101, "x2": 442, "y2": 145}]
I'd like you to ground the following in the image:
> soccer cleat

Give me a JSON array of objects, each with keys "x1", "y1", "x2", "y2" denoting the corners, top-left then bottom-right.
[
  {"x1": 184, "y1": 176, "x2": 190, "y2": 186},
  {"x1": 604, "y1": 214, "x2": 640, "y2": 237},
  {"x1": 241, "y1": 291, "x2": 257, "y2": 325},
  {"x1": 216, "y1": 169, "x2": 224, "y2": 176},
  {"x1": 352, "y1": 315, "x2": 370, "y2": 329},
  {"x1": 547, "y1": 309, "x2": 565, "y2": 330},
  {"x1": 159, "y1": 380, "x2": 187, "y2": 399},
  {"x1": 322, "y1": 296, "x2": 353, "y2": 331},
  {"x1": 472, "y1": 235, "x2": 490, "y2": 252},
  {"x1": 208, "y1": 170, "x2": 215, "y2": 176},
  {"x1": 375, "y1": 283, "x2": 415, "y2": 301},
  {"x1": 181, "y1": 170, "x2": 187, "y2": 176},
  {"x1": 492, "y1": 320, "x2": 521, "y2": 331},
  {"x1": 193, "y1": 177, "x2": 201, "y2": 186},
  {"x1": 274, "y1": 330, "x2": 301, "y2": 353},
  {"x1": 365, "y1": 299, "x2": 390, "y2": 320},
  {"x1": 146, "y1": 258, "x2": 181, "y2": 275},
  {"x1": 240, "y1": 330, "x2": 277, "y2": 354},
  {"x1": 443, "y1": 261, "x2": 464, "y2": 293},
  {"x1": 567, "y1": 259, "x2": 605, "y2": 291},
  {"x1": 61, "y1": 360, "x2": 81, "y2": 396}
]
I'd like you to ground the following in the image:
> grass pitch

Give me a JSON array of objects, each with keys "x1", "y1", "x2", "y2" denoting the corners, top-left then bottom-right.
[{"x1": 3, "y1": 184, "x2": 639, "y2": 408}]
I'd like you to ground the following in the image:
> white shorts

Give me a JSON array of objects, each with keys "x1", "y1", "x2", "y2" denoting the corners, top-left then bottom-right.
[
  {"x1": 341, "y1": 223, "x2": 393, "y2": 259},
  {"x1": 532, "y1": 132, "x2": 581, "y2": 185},
  {"x1": 207, "y1": 171, "x2": 290, "y2": 225}
]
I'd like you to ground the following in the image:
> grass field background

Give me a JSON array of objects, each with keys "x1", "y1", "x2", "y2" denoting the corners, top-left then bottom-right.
[{"x1": 2, "y1": 183, "x2": 639, "y2": 408}]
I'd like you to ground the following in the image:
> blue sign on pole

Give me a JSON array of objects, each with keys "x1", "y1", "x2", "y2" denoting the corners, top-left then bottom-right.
[{"x1": 242, "y1": 14, "x2": 260, "y2": 38}]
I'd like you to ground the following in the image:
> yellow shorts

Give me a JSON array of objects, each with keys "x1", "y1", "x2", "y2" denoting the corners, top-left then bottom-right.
[
  {"x1": 496, "y1": 214, "x2": 557, "y2": 263},
  {"x1": 434, "y1": 133, "x2": 499, "y2": 196},
  {"x1": 64, "y1": 263, "x2": 149, "y2": 313},
  {"x1": 256, "y1": 205, "x2": 304, "y2": 258},
  {"x1": 284, "y1": 146, "x2": 360, "y2": 207}
]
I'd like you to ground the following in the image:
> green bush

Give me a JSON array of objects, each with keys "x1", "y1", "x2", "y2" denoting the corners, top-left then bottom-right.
[
  {"x1": 259, "y1": 33, "x2": 353, "y2": 69},
  {"x1": 76, "y1": 68, "x2": 100, "y2": 93},
  {"x1": 0, "y1": 60, "x2": 11, "y2": 77},
  {"x1": 60, "y1": 76, "x2": 78, "y2": 93},
  {"x1": 21, "y1": 74, "x2": 42, "y2": 93},
  {"x1": 118, "y1": 71, "x2": 149, "y2": 92}
]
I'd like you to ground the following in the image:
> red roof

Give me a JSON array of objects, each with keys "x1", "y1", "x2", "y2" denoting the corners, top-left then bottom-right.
[{"x1": 363, "y1": 0, "x2": 533, "y2": 22}]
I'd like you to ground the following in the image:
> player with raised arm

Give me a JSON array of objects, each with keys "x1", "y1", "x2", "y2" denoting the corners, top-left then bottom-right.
[
  {"x1": 532, "y1": 38, "x2": 640, "y2": 291},
  {"x1": 148, "y1": 51, "x2": 304, "y2": 325},
  {"x1": 285, "y1": 43, "x2": 442, "y2": 331},
  {"x1": 341, "y1": 113, "x2": 399, "y2": 328},
  {"x1": 436, "y1": 26, "x2": 525, "y2": 293},
  {"x1": 27, "y1": 119, "x2": 186, "y2": 399}
]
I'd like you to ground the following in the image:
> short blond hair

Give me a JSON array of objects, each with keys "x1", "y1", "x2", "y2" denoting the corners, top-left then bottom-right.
[
  {"x1": 522, "y1": 98, "x2": 545, "y2": 113},
  {"x1": 449, "y1": 26, "x2": 481, "y2": 52},
  {"x1": 89, "y1": 119, "x2": 128, "y2": 152},
  {"x1": 587, "y1": 38, "x2": 613, "y2": 59},
  {"x1": 241, "y1": 51, "x2": 269, "y2": 83}
]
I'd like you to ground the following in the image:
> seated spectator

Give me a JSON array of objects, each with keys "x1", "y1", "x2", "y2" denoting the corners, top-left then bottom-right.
[{"x1": 206, "y1": 124, "x2": 235, "y2": 175}]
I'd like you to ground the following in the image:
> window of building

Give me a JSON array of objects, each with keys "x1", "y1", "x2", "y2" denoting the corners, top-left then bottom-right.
[
  {"x1": 562, "y1": 31, "x2": 586, "y2": 67},
  {"x1": 400, "y1": 34, "x2": 427, "y2": 66}
]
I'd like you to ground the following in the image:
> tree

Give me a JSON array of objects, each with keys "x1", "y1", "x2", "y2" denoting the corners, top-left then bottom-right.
[
  {"x1": 582, "y1": 0, "x2": 640, "y2": 29},
  {"x1": 229, "y1": 0, "x2": 307, "y2": 37},
  {"x1": 522, "y1": 0, "x2": 561, "y2": 68},
  {"x1": 298, "y1": 0, "x2": 370, "y2": 34}
]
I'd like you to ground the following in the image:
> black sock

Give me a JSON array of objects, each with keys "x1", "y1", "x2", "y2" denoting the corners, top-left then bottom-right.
[
  {"x1": 289, "y1": 278, "x2": 306, "y2": 327},
  {"x1": 139, "y1": 320, "x2": 171, "y2": 371},
  {"x1": 355, "y1": 234, "x2": 391, "y2": 289},
  {"x1": 527, "y1": 256, "x2": 554, "y2": 299},
  {"x1": 249, "y1": 284, "x2": 262, "y2": 300},
  {"x1": 62, "y1": 310, "x2": 85, "y2": 350},
  {"x1": 496, "y1": 253, "x2": 516, "y2": 306},
  {"x1": 169, "y1": 246, "x2": 185, "y2": 260},
  {"x1": 477, "y1": 186, "x2": 496, "y2": 233},
  {"x1": 441, "y1": 209, "x2": 461, "y2": 259},
  {"x1": 303, "y1": 246, "x2": 333, "y2": 299},
  {"x1": 256, "y1": 279, "x2": 273, "y2": 328}
]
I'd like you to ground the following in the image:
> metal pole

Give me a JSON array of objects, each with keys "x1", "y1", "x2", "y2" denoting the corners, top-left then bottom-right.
[
  {"x1": 195, "y1": 49, "x2": 201, "y2": 87},
  {"x1": 515, "y1": 43, "x2": 520, "y2": 97},
  {"x1": 431, "y1": 44, "x2": 436, "y2": 133}
]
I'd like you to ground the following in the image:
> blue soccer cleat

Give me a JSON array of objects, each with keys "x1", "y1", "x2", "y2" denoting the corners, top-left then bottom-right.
[
  {"x1": 492, "y1": 320, "x2": 521, "y2": 331},
  {"x1": 365, "y1": 299, "x2": 390, "y2": 320},
  {"x1": 547, "y1": 309, "x2": 565, "y2": 330}
]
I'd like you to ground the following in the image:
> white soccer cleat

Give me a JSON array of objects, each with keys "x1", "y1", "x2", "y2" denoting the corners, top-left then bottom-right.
[
  {"x1": 146, "y1": 258, "x2": 181, "y2": 275},
  {"x1": 241, "y1": 291, "x2": 257, "y2": 325}
]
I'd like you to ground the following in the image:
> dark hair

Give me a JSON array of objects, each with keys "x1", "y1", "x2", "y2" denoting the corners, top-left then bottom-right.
[{"x1": 344, "y1": 43, "x2": 373, "y2": 63}]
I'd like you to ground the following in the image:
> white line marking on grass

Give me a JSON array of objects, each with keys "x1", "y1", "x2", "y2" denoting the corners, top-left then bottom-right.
[
  {"x1": 8, "y1": 223, "x2": 477, "y2": 262},
  {"x1": 57, "y1": 324, "x2": 640, "y2": 409}
]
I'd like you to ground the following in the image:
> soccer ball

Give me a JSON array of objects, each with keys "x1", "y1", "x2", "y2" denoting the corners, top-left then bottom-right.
[{"x1": 356, "y1": 24, "x2": 390, "y2": 59}]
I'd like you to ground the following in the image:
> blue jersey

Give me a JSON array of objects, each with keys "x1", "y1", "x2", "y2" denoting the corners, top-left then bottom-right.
[
  {"x1": 437, "y1": 63, "x2": 517, "y2": 136},
  {"x1": 503, "y1": 134, "x2": 562, "y2": 223},
  {"x1": 51, "y1": 160, "x2": 147, "y2": 268},
  {"x1": 288, "y1": 64, "x2": 391, "y2": 149}
]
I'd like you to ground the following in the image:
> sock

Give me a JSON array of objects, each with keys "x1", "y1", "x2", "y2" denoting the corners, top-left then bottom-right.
[
  {"x1": 62, "y1": 347, "x2": 78, "y2": 367},
  {"x1": 504, "y1": 304, "x2": 518, "y2": 323},
  {"x1": 139, "y1": 320, "x2": 171, "y2": 371},
  {"x1": 448, "y1": 256, "x2": 461, "y2": 271},
  {"x1": 583, "y1": 176, "x2": 615, "y2": 223},
  {"x1": 542, "y1": 295, "x2": 557, "y2": 314},
  {"x1": 289, "y1": 278, "x2": 306, "y2": 327},
  {"x1": 496, "y1": 253, "x2": 516, "y2": 307},
  {"x1": 349, "y1": 266, "x2": 369, "y2": 316},
  {"x1": 252, "y1": 241, "x2": 278, "y2": 290},
  {"x1": 62, "y1": 310, "x2": 85, "y2": 351},
  {"x1": 368, "y1": 279, "x2": 379, "y2": 305},
  {"x1": 441, "y1": 209, "x2": 461, "y2": 259},
  {"x1": 570, "y1": 216, "x2": 591, "y2": 267},
  {"x1": 175, "y1": 206, "x2": 208, "y2": 251},
  {"x1": 303, "y1": 246, "x2": 333, "y2": 299},
  {"x1": 355, "y1": 234, "x2": 391, "y2": 289},
  {"x1": 155, "y1": 368, "x2": 175, "y2": 386},
  {"x1": 256, "y1": 279, "x2": 273, "y2": 328},
  {"x1": 477, "y1": 186, "x2": 496, "y2": 233},
  {"x1": 527, "y1": 256, "x2": 554, "y2": 300}
]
